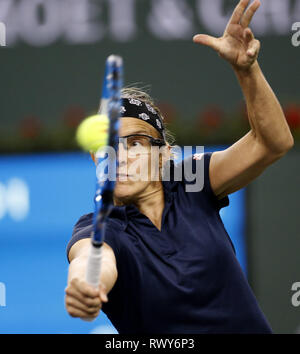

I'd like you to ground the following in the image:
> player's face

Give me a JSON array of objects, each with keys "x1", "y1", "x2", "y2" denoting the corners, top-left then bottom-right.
[{"x1": 113, "y1": 118, "x2": 166, "y2": 204}]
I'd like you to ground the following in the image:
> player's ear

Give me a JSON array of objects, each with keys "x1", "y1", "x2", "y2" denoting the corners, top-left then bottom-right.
[{"x1": 90, "y1": 152, "x2": 97, "y2": 165}]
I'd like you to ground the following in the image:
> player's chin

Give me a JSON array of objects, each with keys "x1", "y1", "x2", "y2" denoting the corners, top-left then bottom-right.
[
  {"x1": 114, "y1": 181, "x2": 135, "y2": 199},
  {"x1": 114, "y1": 180, "x2": 146, "y2": 201}
]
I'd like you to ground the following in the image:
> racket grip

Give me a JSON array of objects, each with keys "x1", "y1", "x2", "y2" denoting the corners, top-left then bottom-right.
[
  {"x1": 86, "y1": 243, "x2": 102, "y2": 288},
  {"x1": 83, "y1": 244, "x2": 102, "y2": 322}
]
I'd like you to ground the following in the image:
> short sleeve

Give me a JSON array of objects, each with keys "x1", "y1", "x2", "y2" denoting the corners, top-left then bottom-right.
[
  {"x1": 66, "y1": 213, "x2": 93, "y2": 262},
  {"x1": 66, "y1": 212, "x2": 122, "y2": 263},
  {"x1": 181, "y1": 152, "x2": 229, "y2": 211}
]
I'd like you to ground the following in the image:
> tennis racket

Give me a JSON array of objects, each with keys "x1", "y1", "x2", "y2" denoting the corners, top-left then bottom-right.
[{"x1": 85, "y1": 55, "x2": 123, "y2": 290}]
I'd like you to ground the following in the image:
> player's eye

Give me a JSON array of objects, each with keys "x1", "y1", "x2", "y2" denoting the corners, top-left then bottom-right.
[
  {"x1": 125, "y1": 136, "x2": 151, "y2": 157},
  {"x1": 131, "y1": 140, "x2": 143, "y2": 147},
  {"x1": 128, "y1": 136, "x2": 149, "y2": 148}
]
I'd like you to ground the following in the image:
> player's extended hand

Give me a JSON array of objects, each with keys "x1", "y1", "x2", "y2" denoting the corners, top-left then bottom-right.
[
  {"x1": 193, "y1": 0, "x2": 261, "y2": 71},
  {"x1": 65, "y1": 278, "x2": 108, "y2": 320}
]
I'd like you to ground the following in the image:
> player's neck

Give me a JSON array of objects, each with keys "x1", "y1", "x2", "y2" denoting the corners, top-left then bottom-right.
[{"x1": 134, "y1": 183, "x2": 165, "y2": 231}]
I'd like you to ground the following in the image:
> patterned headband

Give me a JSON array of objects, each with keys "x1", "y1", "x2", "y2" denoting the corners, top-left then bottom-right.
[{"x1": 120, "y1": 98, "x2": 166, "y2": 140}]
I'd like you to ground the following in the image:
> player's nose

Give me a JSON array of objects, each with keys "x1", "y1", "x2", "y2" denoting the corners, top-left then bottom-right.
[{"x1": 118, "y1": 142, "x2": 128, "y2": 165}]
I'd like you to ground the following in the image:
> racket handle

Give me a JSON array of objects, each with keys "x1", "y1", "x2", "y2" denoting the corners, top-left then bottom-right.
[
  {"x1": 86, "y1": 243, "x2": 102, "y2": 288},
  {"x1": 83, "y1": 244, "x2": 102, "y2": 322}
]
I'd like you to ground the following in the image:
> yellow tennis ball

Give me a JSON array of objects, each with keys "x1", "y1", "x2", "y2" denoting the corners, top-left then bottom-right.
[{"x1": 76, "y1": 114, "x2": 109, "y2": 152}]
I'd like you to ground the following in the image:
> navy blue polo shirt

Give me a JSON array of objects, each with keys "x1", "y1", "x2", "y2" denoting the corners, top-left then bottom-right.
[{"x1": 66, "y1": 152, "x2": 272, "y2": 334}]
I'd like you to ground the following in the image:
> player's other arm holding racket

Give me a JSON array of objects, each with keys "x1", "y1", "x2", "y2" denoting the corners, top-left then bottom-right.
[{"x1": 65, "y1": 239, "x2": 117, "y2": 320}]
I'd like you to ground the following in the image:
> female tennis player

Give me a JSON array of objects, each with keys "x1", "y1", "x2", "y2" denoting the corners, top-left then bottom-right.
[{"x1": 65, "y1": 0, "x2": 294, "y2": 333}]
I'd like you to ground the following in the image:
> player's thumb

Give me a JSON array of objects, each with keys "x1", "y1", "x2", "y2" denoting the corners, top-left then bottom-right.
[
  {"x1": 99, "y1": 284, "x2": 108, "y2": 303},
  {"x1": 193, "y1": 34, "x2": 220, "y2": 52}
]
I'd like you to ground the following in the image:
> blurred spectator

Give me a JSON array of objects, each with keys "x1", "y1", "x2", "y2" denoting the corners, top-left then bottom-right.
[
  {"x1": 63, "y1": 105, "x2": 86, "y2": 129},
  {"x1": 284, "y1": 104, "x2": 300, "y2": 130},
  {"x1": 198, "y1": 105, "x2": 223, "y2": 131},
  {"x1": 19, "y1": 115, "x2": 42, "y2": 139}
]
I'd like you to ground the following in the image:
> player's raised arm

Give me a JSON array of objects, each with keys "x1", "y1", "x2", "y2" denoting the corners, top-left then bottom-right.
[
  {"x1": 193, "y1": 0, "x2": 294, "y2": 199},
  {"x1": 65, "y1": 239, "x2": 118, "y2": 321}
]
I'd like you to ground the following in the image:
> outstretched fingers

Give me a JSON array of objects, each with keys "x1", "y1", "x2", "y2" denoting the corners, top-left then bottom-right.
[
  {"x1": 240, "y1": 0, "x2": 261, "y2": 28},
  {"x1": 227, "y1": 0, "x2": 250, "y2": 27}
]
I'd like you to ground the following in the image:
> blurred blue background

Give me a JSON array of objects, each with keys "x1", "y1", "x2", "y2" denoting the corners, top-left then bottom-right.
[{"x1": 0, "y1": 147, "x2": 246, "y2": 334}]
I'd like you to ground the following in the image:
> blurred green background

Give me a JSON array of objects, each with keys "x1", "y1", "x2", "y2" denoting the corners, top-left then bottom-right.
[
  {"x1": 0, "y1": 0, "x2": 300, "y2": 151},
  {"x1": 0, "y1": 0, "x2": 299, "y2": 333}
]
